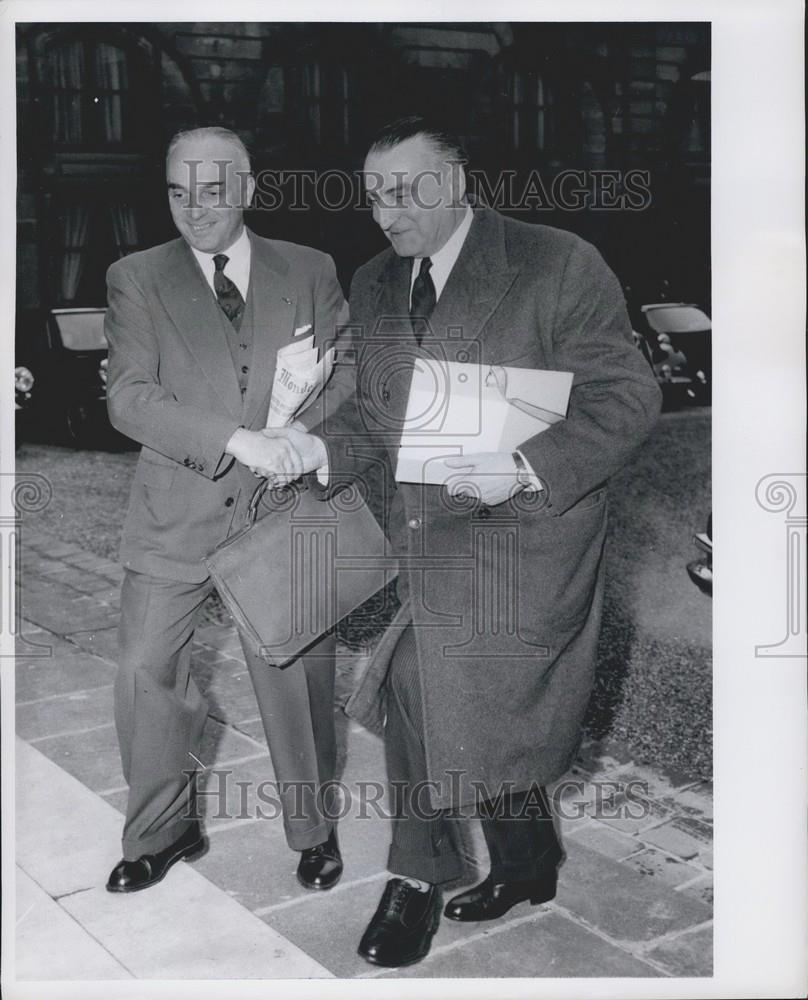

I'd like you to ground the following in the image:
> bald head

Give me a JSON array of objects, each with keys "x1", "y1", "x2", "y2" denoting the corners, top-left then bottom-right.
[{"x1": 166, "y1": 127, "x2": 255, "y2": 254}]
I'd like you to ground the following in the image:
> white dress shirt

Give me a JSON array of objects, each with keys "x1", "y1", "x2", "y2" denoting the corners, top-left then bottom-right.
[
  {"x1": 191, "y1": 226, "x2": 251, "y2": 301},
  {"x1": 409, "y1": 203, "x2": 475, "y2": 306}
]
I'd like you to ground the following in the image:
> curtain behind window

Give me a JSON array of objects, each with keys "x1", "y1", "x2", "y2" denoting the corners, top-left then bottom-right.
[
  {"x1": 109, "y1": 202, "x2": 139, "y2": 258},
  {"x1": 43, "y1": 40, "x2": 85, "y2": 143},
  {"x1": 59, "y1": 203, "x2": 91, "y2": 301},
  {"x1": 94, "y1": 42, "x2": 128, "y2": 143}
]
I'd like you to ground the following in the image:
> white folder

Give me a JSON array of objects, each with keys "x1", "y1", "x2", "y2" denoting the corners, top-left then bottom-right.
[{"x1": 395, "y1": 360, "x2": 573, "y2": 485}]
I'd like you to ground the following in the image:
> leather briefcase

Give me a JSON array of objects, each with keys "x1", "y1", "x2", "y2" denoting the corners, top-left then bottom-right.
[{"x1": 204, "y1": 478, "x2": 398, "y2": 667}]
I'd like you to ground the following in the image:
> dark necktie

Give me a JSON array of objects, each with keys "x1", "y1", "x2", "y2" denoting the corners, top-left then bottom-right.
[
  {"x1": 409, "y1": 257, "x2": 436, "y2": 346},
  {"x1": 213, "y1": 253, "x2": 245, "y2": 328}
]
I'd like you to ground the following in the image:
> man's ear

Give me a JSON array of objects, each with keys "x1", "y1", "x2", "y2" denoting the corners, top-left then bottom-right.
[
  {"x1": 448, "y1": 162, "x2": 467, "y2": 208},
  {"x1": 245, "y1": 173, "x2": 256, "y2": 209}
]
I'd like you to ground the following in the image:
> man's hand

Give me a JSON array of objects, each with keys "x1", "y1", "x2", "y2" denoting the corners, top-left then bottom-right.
[
  {"x1": 225, "y1": 428, "x2": 305, "y2": 481},
  {"x1": 444, "y1": 453, "x2": 525, "y2": 506},
  {"x1": 260, "y1": 427, "x2": 327, "y2": 477}
]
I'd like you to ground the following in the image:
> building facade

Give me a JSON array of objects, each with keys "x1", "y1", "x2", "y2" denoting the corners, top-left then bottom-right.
[{"x1": 16, "y1": 21, "x2": 710, "y2": 337}]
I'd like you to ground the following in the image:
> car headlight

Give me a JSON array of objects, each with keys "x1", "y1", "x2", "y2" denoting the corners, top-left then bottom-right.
[
  {"x1": 99, "y1": 358, "x2": 109, "y2": 386},
  {"x1": 15, "y1": 366, "x2": 34, "y2": 393}
]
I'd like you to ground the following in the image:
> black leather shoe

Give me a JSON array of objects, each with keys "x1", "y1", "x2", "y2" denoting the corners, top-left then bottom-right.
[
  {"x1": 444, "y1": 866, "x2": 560, "y2": 922},
  {"x1": 106, "y1": 823, "x2": 205, "y2": 893},
  {"x1": 358, "y1": 878, "x2": 442, "y2": 968},
  {"x1": 296, "y1": 829, "x2": 343, "y2": 890}
]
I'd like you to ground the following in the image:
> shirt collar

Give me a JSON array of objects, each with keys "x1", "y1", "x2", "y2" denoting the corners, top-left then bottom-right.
[
  {"x1": 191, "y1": 226, "x2": 251, "y2": 268},
  {"x1": 190, "y1": 226, "x2": 251, "y2": 297},
  {"x1": 410, "y1": 204, "x2": 474, "y2": 301}
]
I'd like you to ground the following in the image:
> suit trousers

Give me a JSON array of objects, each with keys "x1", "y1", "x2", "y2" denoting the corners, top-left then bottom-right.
[
  {"x1": 385, "y1": 625, "x2": 561, "y2": 885},
  {"x1": 114, "y1": 568, "x2": 337, "y2": 860}
]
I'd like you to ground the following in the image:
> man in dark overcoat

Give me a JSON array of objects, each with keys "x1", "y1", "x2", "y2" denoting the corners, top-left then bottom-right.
[{"x1": 278, "y1": 116, "x2": 662, "y2": 967}]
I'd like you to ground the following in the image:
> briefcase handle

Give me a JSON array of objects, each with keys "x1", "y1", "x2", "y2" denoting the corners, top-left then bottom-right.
[
  {"x1": 246, "y1": 477, "x2": 307, "y2": 528},
  {"x1": 247, "y1": 477, "x2": 271, "y2": 527}
]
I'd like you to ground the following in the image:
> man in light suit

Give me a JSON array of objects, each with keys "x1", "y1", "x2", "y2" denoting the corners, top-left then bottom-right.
[
  {"x1": 104, "y1": 127, "x2": 348, "y2": 894},
  {"x1": 276, "y1": 117, "x2": 662, "y2": 966}
]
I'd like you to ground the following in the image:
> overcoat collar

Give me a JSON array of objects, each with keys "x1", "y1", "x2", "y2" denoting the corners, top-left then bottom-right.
[{"x1": 156, "y1": 229, "x2": 296, "y2": 424}]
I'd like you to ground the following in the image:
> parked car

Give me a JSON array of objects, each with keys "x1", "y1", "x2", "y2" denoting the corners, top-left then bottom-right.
[
  {"x1": 44, "y1": 307, "x2": 111, "y2": 445},
  {"x1": 14, "y1": 364, "x2": 36, "y2": 448},
  {"x1": 687, "y1": 514, "x2": 713, "y2": 595},
  {"x1": 633, "y1": 302, "x2": 711, "y2": 407}
]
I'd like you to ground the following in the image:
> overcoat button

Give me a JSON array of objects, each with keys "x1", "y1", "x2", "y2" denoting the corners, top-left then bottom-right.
[
  {"x1": 225, "y1": 497, "x2": 235, "y2": 507},
  {"x1": 408, "y1": 517, "x2": 421, "y2": 529}
]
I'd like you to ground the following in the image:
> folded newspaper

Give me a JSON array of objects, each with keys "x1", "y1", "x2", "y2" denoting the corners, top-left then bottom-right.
[{"x1": 266, "y1": 335, "x2": 335, "y2": 428}]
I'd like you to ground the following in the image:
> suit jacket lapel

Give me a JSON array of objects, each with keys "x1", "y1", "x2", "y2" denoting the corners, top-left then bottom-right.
[
  {"x1": 157, "y1": 240, "x2": 243, "y2": 420},
  {"x1": 372, "y1": 251, "x2": 413, "y2": 336},
  {"x1": 424, "y1": 206, "x2": 520, "y2": 355},
  {"x1": 242, "y1": 232, "x2": 298, "y2": 427}
]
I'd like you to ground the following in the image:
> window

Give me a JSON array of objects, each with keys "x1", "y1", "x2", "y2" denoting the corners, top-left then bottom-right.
[
  {"x1": 38, "y1": 35, "x2": 147, "y2": 148},
  {"x1": 298, "y1": 58, "x2": 352, "y2": 148},
  {"x1": 508, "y1": 67, "x2": 549, "y2": 152},
  {"x1": 54, "y1": 200, "x2": 140, "y2": 305}
]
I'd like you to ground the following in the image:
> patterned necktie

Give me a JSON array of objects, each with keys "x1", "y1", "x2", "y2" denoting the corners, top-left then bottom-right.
[
  {"x1": 409, "y1": 257, "x2": 436, "y2": 346},
  {"x1": 213, "y1": 253, "x2": 245, "y2": 328}
]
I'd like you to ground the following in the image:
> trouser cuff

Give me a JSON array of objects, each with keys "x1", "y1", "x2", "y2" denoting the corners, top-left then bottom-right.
[
  {"x1": 284, "y1": 820, "x2": 335, "y2": 852},
  {"x1": 387, "y1": 844, "x2": 464, "y2": 885},
  {"x1": 122, "y1": 816, "x2": 199, "y2": 861},
  {"x1": 489, "y1": 845, "x2": 563, "y2": 883}
]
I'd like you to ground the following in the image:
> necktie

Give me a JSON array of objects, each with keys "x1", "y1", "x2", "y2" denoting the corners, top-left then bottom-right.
[
  {"x1": 409, "y1": 257, "x2": 436, "y2": 346},
  {"x1": 213, "y1": 253, "x2": 245, "y2": 329}
]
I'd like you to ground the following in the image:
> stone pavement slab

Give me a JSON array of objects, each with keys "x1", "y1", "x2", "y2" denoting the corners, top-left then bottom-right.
[
  {"x1": 14, "y1": 739, "x2": 332, "y2": 981},
  {"x1": 15, "y1": 647, "x2": 115, "y2": 702},
  {"x1": 16, "y1": 683, "x2": 114, "y2": 741},
  {"x1": 16, "y1": 737, "x2": 126, "y2": 898},
  {"x1": 31, "y1": 722, "x2": 125, "y2": 793},
  {"x1": 619, "y1": 847, "x2": 700, "y2": 889},
  {"x1": 376, "y1": 910, "x2": 665, "y2": 979},
  {"x1": 15, "y1": 869, "x2": 132, "y2": 981},
  {"x1": 553, "y1": 841, "x2": 712, "y2": 946},
  {"x1": 641, "y1": 816, "x2": 713, "y2": 862},
  {"x1": 61, "y1": 876, "x2": 331, "y2": 980},
  {"x1": 678, "y1": 873, "x2": 713, "y2": 909},
  {"x1": 59, "y1": 625, "x2": 119, "y2": 662},
  {"x1": 646, "y1": 923, "x2": 714, "y2": 976},
  {"x1": 21, "y1": 582, "x2": 120, "y2": 634}
]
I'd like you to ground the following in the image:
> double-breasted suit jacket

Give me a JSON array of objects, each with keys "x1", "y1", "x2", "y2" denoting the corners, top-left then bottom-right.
[
  {"x1": 105, "y1": 228, "x2": 348, "y2": 581},
  {"x1": 313, "y1": 205, "x2": 662, "y2": 809}
]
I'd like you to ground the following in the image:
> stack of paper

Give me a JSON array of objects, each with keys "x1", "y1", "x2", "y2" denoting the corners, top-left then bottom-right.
[{"x1": 395, "y1": 360, "x2": 573, "y2": 485}]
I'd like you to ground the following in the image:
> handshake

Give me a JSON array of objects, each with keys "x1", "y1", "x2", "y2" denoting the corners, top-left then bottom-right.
[{"x1": 226, "y1": 424, "x2": 328, "y2": 486}]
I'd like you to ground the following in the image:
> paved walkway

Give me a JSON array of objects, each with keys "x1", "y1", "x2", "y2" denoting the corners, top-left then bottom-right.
[{"x1": 12, "y1": 528, "x2": 713, "y2": 984}]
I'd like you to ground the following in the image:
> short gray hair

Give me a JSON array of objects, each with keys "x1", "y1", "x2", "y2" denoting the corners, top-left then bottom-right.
[{"x1": 166, "y1": 126, "x2": 252, "y2": 174}]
